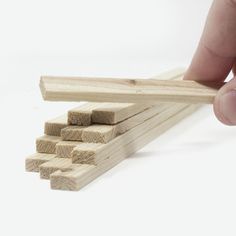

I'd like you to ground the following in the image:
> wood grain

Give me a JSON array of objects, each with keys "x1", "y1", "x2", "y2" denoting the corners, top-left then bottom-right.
[
  {"x1": 25, "y1": 153, "x2": 57, "y2": 172},
  {"x1": 68, "y1": 103, "x2": 102, "y2": 126},
  {"x1": 50, "y1": 105, "x2": 199, "y2": 191},
  {"x1": 81, "y1": 125, "x2": 116, "y2": 143},
  {"x1": 82, "y1": 104, "x2": 167, "y2": 143},
  {"x1": 91, "y1": 103, "x2": 150, "y2": 125},
  {"x1": 56, "y1": 141, "x2": 82, "y2": 158},
  {"x1": 36, "y1": 135, "x2": 62, "y2": 154},
  {"x1": 62, "y1": 104, "x2": 167, "y2": 143},
  {"x1": 90, "y1": 69, "x2": 185, "y2": 124},
  {"x1": 39, "y1": 158, "x2": 79, "y2": 179},
  {"x1": 61, "y1": 126, "x2": 86, "y2": 141},
  {"x1": 44, "y1": 114, "x2": 68, "y2": 136},
  {"x1": 40, "y1": 75, "x2": 224, "y2": 104},
  {"x1": 71, "y1": 103, "x2": 190, "y2": 165}
]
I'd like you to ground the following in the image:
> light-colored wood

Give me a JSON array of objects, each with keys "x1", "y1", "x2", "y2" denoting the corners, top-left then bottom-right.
[
  {"x1": 71, "y1": 103, "x2": 189, "y2": 165},
  {"x1": 44, "y1": 114, "x2": 68, "y2": 136},
  {"x1": 62, "y1": 104, "x2": 167, "y2": 143},
  {"x1": 25, "y1": 153, "x2": 57, "y2": 172},
  {"x1": 60, "y1": 70, "x2": 186, "y2": 143},
  {"x1": 50, "y1": 105, "x2": 199, "y2": 191},
  {"x1": 50, "y1": 164, "x2": 95, "y2": 189},
  {"x1": 46, "y1": 69, "x2": 185, "y2": 134},
  {"x1": 91, "y1": 103, "x2": 151, "y2": 125},
  {"x1": 82, "y1": 104, "x2": 167, "y2": 143},
  {"x1": 40, "y1": 73, "x2": 224, "y2": 104},
  {"x1": 72, "y1": 142, "x2": 103, "y2": 164},
  {"x1": 90, "y1": 69, "x2": 185, "y2": 124},
  {"x1": 56, "y1": 141, "x2": 82, "y2": 158},
  {"x1": 36, "y1": 135, "x2": 61, "y2": 154},
  {"x1": 40, "y1": 68, "x2": 195, "y2": 103},
  {"x1": 39, "y1": 158, "x2": 80, "y2": 179},
  {"x1": 61, "y1": 126, "x2": 86, "y2": 141},
  {"x1": 81, "y1": 125, "x2": 116, "y2": 143},
  {"x1": 68, "y1": 103, "x2": 103, "y2": 126}
]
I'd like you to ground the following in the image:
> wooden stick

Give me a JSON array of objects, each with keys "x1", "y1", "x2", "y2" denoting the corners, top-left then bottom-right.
[
  {"x1": 61, "y1": 126, "x2": 86, "y2": 141},
  {"x1": 71, "y1": 103, "x2": 190, "y2": 165},
  {"x1": 25, "y1": 153, "x2": 57, "y2": 172},
  {"x1": 68, "y1": 103, "x2": 103, "y2": 126},
  {"x1": 39, "y1": 158, "x2": 79, "y2": 179},
  {"x1": 82, "y1": 104, "x2": 168, "y2": 143},
  {"x1": 91, "y1": 103, "x2": 151, "y2": 125},
  {"x1": 44, "y1": 69, "x2": 185, "y2": 135},
  {"x1": 50, "y1": 104, "x2": 199, "y2": 191},
  {"x1": 40, "y1": 74, "x2": 224, "y2": 104},
  {"x1": 62, "y1": 104, "x2": 167, "y2": 143},
  {"x1": 36, "y1": 135, "x2": 62, "y2": 154},
  {"x1": 90, "y1": 69, "x2": 185, "y2": 124},
  {"x1": 56, "y1": 141, "x2": 82, "y2": 158},
  {"x1": 81, "y1": 125, "x2": 116, "y2": 143},
  {"x1": 44, "y1": 114, "x2": 68, "y2": 136}
]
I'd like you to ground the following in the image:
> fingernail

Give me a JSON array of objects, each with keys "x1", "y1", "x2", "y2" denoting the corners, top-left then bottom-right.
[{"x1": 219, "y1": 90, "x2": 236, "y2": 125}]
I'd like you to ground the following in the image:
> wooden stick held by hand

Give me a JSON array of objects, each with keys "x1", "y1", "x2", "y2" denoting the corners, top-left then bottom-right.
[{"x1": 40, "y1": 75, "x2": 224, "y2": 104}]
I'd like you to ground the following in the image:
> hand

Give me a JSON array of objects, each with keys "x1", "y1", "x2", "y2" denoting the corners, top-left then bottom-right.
[{"x1": 184, "y1": 0, "x2": 236, "y2": 125}]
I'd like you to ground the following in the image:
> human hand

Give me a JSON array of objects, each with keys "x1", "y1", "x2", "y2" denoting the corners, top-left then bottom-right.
[{"x1": 184, "y1": 0, "x2": 236, "y2": 125}]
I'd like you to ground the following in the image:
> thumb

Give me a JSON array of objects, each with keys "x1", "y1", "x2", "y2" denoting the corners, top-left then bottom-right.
[{"x1": 214, "y1": 77, "x2": 236, "y2": 125}]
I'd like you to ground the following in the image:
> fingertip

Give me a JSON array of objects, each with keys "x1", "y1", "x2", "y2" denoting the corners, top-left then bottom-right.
[
  {"x1": 213, "y1": 95, "x2": 233, "y2": 125},
  {"x1": 213, "y1": 77, "x2": 236, "y2": 126}
]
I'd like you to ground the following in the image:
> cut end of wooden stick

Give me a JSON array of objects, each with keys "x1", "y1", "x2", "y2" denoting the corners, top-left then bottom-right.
[
  {"x1": 50, "y1": 164, "x2": 96, "y2": 191},
  {"x1": 25, "y1": 153, "x2": 57, "y2": 172},
  {"x1": 40, "y1": 77, "x2": 47, "y2": 100}
]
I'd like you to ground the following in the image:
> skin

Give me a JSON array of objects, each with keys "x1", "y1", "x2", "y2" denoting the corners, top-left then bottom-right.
[{"x1": 184, "y1": 0, "x2": 236, "y2": 125}]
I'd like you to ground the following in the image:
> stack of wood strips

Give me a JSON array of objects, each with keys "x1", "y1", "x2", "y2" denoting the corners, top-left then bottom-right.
[{"x1": 25, "y1": 69, "x2": 200, "y2": 191}]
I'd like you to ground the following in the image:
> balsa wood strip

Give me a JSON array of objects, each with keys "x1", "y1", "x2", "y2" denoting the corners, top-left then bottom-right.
[
  {"x1": 68, "y1": 103, "x2": 103, "y2": 126},
  {"x1": 40, "y1": 68, "x2": 185, "y2": 105},
  {"x1": 72, "y1": 103, "x2": 189, "y2": 165},
  {"x1": 72, "y1": 142, "x2": 103, "y2": 164},
  {"x1": 61, "y1": 126, "x2": 86, "y2": 141},
  {"x1": 56, "y1": 141, "x2": 82, "y2": 158},
  {"x1": 90, "y1": 69, "x2": 185, "y2": 124},
  {"x1": 44, "y1": 114, "x2": 68, "y2": 136},
  {"x1": 61, "y1": 70, "x2": 185, "y2": 142},
  {"x1": 50, "y1": 105, "x2": 199, "y2": 191},
  {"x1": 50, "y1": 164, "x2": 95, "y2": 190},
  {"x1": 25, "y1": 153, "x2": 57, "y2": 172},
  {"x1": 40, "y1": 74, "x2": 224, "y2": 104},
  {"x1": 39, "y1": 158, "x2": 81, "y2": 179},
  {"x1": 82, "y1": 104, "x2": 167, "y2": 143},
  {"x1": 81, "y1": 125, "x2": 116, "y2": 143},
  {"x1": 91, "y1": 103, "x2": 150, "y2": 125},
  {"x1": 36, "y1": 135, "x2": 62, "y2": 154}
]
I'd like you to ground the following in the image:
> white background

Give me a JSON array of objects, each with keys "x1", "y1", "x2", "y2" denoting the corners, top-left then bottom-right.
[{"x1": 0, "y1": 0, "x2": 236, "y2": 235}]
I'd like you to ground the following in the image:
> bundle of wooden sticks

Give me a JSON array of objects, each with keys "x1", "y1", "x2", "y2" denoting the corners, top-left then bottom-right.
[{"x1": 26, "y1": 68, "x2": 220, "y2": 191}]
